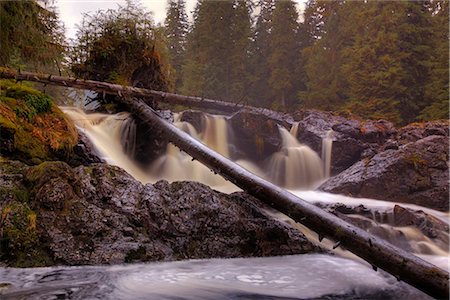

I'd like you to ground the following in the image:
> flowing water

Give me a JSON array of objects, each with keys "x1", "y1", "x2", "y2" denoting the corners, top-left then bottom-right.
[
  {"x1": 2, "y1": 107, "x2": 447, "y2": 299},
  {"x1": 0, "y1": 255, "x2": 430, "y2": 299}
]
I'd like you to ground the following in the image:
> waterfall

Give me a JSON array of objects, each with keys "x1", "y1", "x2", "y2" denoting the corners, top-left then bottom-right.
[
  {"x1": 61, "y1": 107, "x2": 148, "y2": 182},
  {"x1": 202, "y1": 114, "x2": 230, "y2": 158},
  {"x1": 60, "y1": 107, "x2": 449, "y2": 272},
  {"x1": 321, "y1": 130, "x2": 333, "y2": 178},
  {"x1": 267, "y1": 126, "x2": 324, "y2": 189},
  {"x1": 149, "y1": 113, "x2": 237, "y2": 190},
  {"x1": 120, "y1": 117, "x2": 136, "y2": 157}
]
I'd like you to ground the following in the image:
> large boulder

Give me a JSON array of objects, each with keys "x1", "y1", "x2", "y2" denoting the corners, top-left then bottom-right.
[
  {"x1": 320, "y1": 135, "x2": 449, "y2": 211},
  {"x1": 0, "y1": 159, "x2": 319, "y2": 267},
  {"x1": 292, "y1": 110, "x2": 396, "y2": 175},
  {"x1": 228, "y1": 110, "x2": 291, "y2": 160}
]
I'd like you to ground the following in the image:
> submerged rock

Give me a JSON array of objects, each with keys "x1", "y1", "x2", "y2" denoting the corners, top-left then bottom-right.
[
  {"x1": 0, "y1": 159, "x2": 319, "y2": 267},
  {"x1": 319, "y1": 202, "x2": 449, "y2": 253},
  {"x1": 320, "y1": 135, "x2": 449, "y2": 211}
]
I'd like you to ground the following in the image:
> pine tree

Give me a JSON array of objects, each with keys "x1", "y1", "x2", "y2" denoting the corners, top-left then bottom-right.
[
  {"x1": 268, "y1": 0, "x2": 300, "y2": 110},
  {"x1": 248, "y1": 0, "x2": 275, "y2": 106},
  {"x1": 0, "y1": 0, "x2": 65, "y2": 71},
  {"x1": 164, "y1": 0, "x2": 189, "y2": 91},
  {"x1": 229, "y1": 0, "x2": 252, "y2": 103},
  {"x1": 341, "y1": 1, "x2": 436, "y2": 124},
  {"x1": 181, "y1": 0, "x2": 252, "y2": 102},
  {"x1": 300, "y1": 0, "x2": 349, "y2": 110},
  {"x1": 419, "y1": 0, "x2": 449, "y2": 120}
]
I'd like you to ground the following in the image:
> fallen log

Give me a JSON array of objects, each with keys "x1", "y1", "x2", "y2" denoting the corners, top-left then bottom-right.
[
  {"x1": 0, "y1": 68, "x2": 288, "y2": 119},
  {"x1": 123, "y1": 97, "x2": 448, "y2": 299},
  {"x1": 2, "y1": 69, "x2": 449, "y2": 298}
]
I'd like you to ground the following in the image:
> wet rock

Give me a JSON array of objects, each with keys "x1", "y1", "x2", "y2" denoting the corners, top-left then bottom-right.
[
  {"x1": 320, "y1": 135, "x2": 449, "y2": 211},
  {"x1": 133, "y1": 109, "x2": 173, "y2": 166},
  {"x1": 392, "y1": 205, "x2": 449, "y2": 246},
  {"x1": 65, "y1": 131, "x2": 104, "y2": 166},
  {"x1": 143, "y1": 181, "x2": 318, "y2": 259},
  {"x1": 291, "y1": 110, "x2": 396, "y2": 175},
  {"x1": 0, "y1": 159, "x2": 319, "y2": 267},
  {"x1": 179, "y1": 110, "x2": 206, "y2": 133},
  {"x1": 319, "y1": 202, "x2": 449, "y2": 253},
  {"x1": 228, "y1": 110, "x2": 290, "y2": 160},
  {"x1": 396, "y1": 120, "x2": 449, "y2": 145}
]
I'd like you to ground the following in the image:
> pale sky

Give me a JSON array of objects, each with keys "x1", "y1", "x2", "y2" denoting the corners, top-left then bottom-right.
[{"x1": 55, "y1": 0, "x2": 306, "y2": 41}]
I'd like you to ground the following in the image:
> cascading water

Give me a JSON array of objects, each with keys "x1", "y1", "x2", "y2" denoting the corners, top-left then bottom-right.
[
  {"x1": 53, "y1": 106, "x2": 449, "y2": 299},
  {"x1": 61, "y1": 107, "x2": 148, "y2": 182},
  {"x1": 149, "y1": 113, "x2": 237, "y2": 189},
  {"x1": 321, "y1": 130, "x2": 333, "y2": 177},
  {"x1": 266, "y1": 124, "x2": 325, "y2": 189}
]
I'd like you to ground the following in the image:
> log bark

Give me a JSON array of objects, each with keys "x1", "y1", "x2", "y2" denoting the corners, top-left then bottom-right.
[
  {"x1": 2, "y1": 69, "x2": 449, "y2": 298},
  {"x1": 0, "y1": 69, "x2": 287, "y2": 118}
]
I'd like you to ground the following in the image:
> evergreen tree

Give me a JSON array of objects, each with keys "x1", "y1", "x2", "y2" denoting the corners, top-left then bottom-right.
[
  {"x1": 164, "y1": 0, "x2": 189, "y2": 91},
  {"x1": 229, "y1": 0, "x2": 253, "y2": 102},
  {"x1": 301, "y1": 0, "x2": 445, "y2": 124},
  {"x1": 181, "y1": 0, "x2": 252, "y2": 102},
  {"x1": 268, "y1": 0, "x2": 300, "y2": 109},
  {"x1": 0, "y1": 0, "x2": 64, "y2": 71},
  {"x1": 248, "y1": 0, "x2": 275, "y2": 106},
  {"x1": 181, "y1": 0, "x2": 234, "y2": 99},
  {"x1": 300, "y1": 0, "x2": 350, "y2": 110},
  {"x1": 341, "y1": 1, "x2": 435, "y2": 124},
  {"x1": 419, "y1": 0, "x2": 449, "y2": 120}
]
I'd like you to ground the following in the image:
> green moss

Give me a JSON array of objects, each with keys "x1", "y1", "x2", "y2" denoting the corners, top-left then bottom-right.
[
  {"x1": 109, "y1": 169, "x2": 116, "y2": 178},
  {"x1": 0, "y1": 201, "x2": 52, "y2": 267},
  {"x1": 13, "y1": 126, "x2": 49, "y2": 160},
  {"x1": 0, "y1": 187, "x2": 29, "y2": 203},
  {"x1": 25, "y1": 161, "x2": 73, "y2": 185},
  {"x1": 0, "y1": 80, "x2": 78, "y2": 164},
  {"x1": 24, "y1": 93, "x2": 52, "y2": 114}
]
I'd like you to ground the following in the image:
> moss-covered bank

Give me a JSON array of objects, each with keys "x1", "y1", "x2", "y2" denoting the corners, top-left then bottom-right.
[{"x1": 0, "y1": 79, "x2": 78, "y2": 164}]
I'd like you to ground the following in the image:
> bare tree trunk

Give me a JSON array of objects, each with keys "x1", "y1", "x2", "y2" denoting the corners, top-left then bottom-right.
[
  {"x1": 0, "y1": 68, "x2": 285, "y2": 118},
  {"x1": 1, "y1": 68, "x2": 448, "y2": 298}
]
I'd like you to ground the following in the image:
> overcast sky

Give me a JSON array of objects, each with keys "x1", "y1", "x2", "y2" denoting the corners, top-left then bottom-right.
[{"x1": 55, "y1": 0, "x2": 306, "y2": 40}]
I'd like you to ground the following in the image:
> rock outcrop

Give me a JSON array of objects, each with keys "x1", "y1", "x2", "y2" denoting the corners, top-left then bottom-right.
[
  {"x1": 292, "y1": 110, "x2": 396, "y2": 175},
  {"x1": 228, "y1": 110, "x2": 291, "y2": 160},
  {"x1": 0, "y1": 159, "x2": 319, "y2": 267},
  {"x1": 320, "y1": 134, "x2": 449, "y2": 211}
]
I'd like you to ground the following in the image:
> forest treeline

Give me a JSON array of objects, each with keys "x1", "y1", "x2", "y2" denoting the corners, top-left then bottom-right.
[
  {"x1": 167, "y1": 0, "x2": 449, "y2": 124},
  {"x1": 1, "y1": 0, "x2": 448, "y2": 125}
]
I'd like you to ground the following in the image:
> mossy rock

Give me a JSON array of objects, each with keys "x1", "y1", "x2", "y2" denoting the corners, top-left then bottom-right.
[
  {"x1": 24, "y1": 161, "x2": 75, "y2": 188},
  {"x1": 0, "y1": 80, "x2": 78, "y2": 164},
  {"x1": 0, "y1": 201, "x2": 52, "y2": 267}
]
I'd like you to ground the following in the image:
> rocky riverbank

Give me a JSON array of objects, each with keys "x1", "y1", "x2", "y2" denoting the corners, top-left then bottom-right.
[{"x1": 0, "y1": 159, "x2": 320, "y2": 267}]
